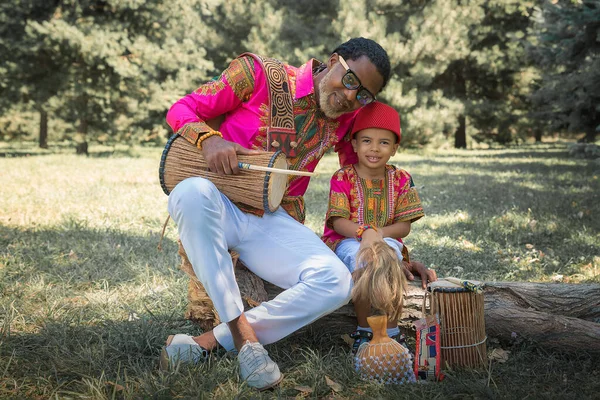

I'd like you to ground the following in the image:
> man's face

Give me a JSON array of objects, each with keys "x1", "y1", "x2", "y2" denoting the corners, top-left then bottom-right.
[{"x1": 317, "y1": 54, "x2": 384, "y2": 119}]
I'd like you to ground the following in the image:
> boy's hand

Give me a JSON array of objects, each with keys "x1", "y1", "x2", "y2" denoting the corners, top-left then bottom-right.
[
  {"x1": 402, "y1": 260, "x2": 437, "y2": 289},
  {"x1": 358, "y1": 228, "x2": 384, "y2": 250}
]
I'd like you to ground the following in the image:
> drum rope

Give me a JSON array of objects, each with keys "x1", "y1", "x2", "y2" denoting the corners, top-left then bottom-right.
[{"x1": 439, "y1": 336, "x2": 488, "y2": 349}]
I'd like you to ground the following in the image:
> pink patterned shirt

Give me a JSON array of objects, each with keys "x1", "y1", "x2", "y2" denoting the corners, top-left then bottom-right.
[
  {"x1": 322, "y1": 164, "x2": 424, "y2": 251},
  {"x1": 166, "y1": 55, "x2": 358, "y2": 223}
]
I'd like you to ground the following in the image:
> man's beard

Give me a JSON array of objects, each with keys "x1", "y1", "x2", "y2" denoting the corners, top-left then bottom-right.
[{"x1": 318, "y1": 70, "x2": 347, "y2": 119}]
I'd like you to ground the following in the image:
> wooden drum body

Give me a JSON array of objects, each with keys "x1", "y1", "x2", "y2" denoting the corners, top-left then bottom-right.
[
  {"x1": 426, "y1": 279, "x2": 487, "y2": 369},
  {"x1": 159, "y1": 134, "x2": 288, "y2": 212}
]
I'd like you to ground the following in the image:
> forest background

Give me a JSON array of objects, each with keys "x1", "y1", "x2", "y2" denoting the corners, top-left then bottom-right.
[{"x1": 1, "y1": 0, "x2": 599, "y2": 150}]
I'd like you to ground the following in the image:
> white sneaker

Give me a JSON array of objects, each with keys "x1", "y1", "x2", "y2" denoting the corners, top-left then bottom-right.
[
  {"x1": 237, "y1": 341, "x2": 282, "y2": 390},
  {"x1": 160, "y1": 334, "x2": 208, "y2": 370}
]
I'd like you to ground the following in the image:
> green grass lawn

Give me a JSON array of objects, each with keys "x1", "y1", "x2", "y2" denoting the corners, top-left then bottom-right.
[{"x1": 1, "y1": 142, "x2": 599, "y2": 398}]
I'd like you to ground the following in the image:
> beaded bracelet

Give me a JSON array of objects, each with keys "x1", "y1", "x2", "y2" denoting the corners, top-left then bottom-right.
[
  {"x1": 355, "y1": 224, "x2": 377, "y2": 241},
  {"x1": 196, "y1": 131, "x2": 223, "y2": 150}
]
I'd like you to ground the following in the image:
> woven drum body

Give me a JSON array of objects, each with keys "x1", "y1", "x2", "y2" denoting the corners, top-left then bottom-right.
[
  {"x1": 428, "y1": 279, "x2": 487, "y2": 368},
  {"x1": 159, "y1": 134, "x2": 288, "y2": 212},
  {"x1": 354, "y1": 316, "x2": 416, "y2": 384}
]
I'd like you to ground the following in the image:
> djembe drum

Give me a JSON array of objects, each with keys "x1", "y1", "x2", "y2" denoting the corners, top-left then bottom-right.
[
  {"x1": 159, "y1": 134, "x2": 288, "y2": 212},
  {"x1": 425, "y1": 278, "x2": 487, "y2": 368},
  {"x1": 354, "y1": 315, "x2": 416, "y2": 384}
]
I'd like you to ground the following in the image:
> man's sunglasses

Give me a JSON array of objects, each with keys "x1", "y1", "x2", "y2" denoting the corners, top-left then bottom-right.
[{"x1": 338, "y1": 55, "x2": 376, "y2": 106}]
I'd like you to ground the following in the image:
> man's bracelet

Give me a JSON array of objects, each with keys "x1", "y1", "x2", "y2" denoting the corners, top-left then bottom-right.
[
  {"x1": 355, "y1": 224, "x2": 377, "y2": 242},
  {"x1": 196, "y1": 131, "x2": 223, "y2": 150}
]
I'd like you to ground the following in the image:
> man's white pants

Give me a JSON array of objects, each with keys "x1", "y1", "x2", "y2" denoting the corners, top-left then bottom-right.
[{"x1": 168, "y1": 177, "x2": 353, "y2": 351}]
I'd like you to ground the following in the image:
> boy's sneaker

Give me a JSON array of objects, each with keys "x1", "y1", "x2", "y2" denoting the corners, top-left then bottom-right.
[
  {"x1": 391, "y1": 333, "x2": 415, "y2": 357},
  {"x1": 238, "y1": 341, "x2": 282, "y2": 390},
  {"x1": 349, "y1": 330, "x2": 373, "y2": 353},
  {"x1": 392, "y1": 333, "x2": 408, "y2": 348}
]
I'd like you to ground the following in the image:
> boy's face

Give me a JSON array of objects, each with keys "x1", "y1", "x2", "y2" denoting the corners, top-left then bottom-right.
[{"x1": 351, "y1": 128, "x2": 399, "y2": 171}]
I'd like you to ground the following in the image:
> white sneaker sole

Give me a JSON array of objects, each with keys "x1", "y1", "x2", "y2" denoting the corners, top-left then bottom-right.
[{"x1": 249, "y1": 372, "x2": 284, "y2": 391}]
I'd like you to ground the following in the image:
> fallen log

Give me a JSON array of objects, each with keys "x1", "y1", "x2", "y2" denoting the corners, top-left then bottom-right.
[
  {"x1": 483, "y1": 282, "x2": 600, "y2": 353},
  {"x1": 177, "y1": 242, "x2": 600, "y2": 353}
]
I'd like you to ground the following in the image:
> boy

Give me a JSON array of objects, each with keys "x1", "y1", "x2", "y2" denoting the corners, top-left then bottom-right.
[{"x1": 322, "y1": 101, "x2": 436, "y2": 352}]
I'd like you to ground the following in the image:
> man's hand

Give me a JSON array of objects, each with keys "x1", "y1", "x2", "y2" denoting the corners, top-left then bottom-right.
[
  {"x1": 402, "y1": 260, "x2": 437, "y2": 289},
  {"x1": 201, "y1": 135, "x2": 263, "y2": 175}
]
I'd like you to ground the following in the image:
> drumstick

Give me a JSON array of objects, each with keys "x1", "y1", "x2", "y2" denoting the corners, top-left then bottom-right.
[{"x1": 238, "y1": 162, "x2": 315, "y2": 177}]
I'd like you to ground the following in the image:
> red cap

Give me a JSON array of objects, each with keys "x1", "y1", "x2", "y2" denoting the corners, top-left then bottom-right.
[{"x1": 351, "y1": 102, "x2": 401, "y2": 143}]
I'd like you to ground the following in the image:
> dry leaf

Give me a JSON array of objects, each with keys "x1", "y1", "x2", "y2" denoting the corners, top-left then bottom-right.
[
  {"x1": 68, "y1": 250, "x2": 78, "y2": 260},
  {"x1": 489, "y1": 348, "x2": 510, "y2": 363},
  {"x1": 106, "y1": 381, "x2": 125, "y2": 391},
  {"x1": 243, "y1": 296, "x2": 261, "y2": 308},
  {"x1": 294, "y1": 386, "x2": 313, "y2": 394},
  {"x1": 325, "y1": 376, "x2": 343, "y2": 392},
  {"x1": 340, "y1": 334, "x2": 354, "y2": 347}
]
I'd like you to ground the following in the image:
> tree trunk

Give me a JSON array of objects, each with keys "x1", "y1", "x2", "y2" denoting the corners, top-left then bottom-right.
[
  {"x1": 76, "y1": 118, "x2": 89, "y2": 155},
  {"x1": 454, "y1": 115, "x2": 467, "y2": 149},
  {"x1": 454, "y1": 62, "x2": 467, "y2": 149},
  {"x1": 177, "y1": 243, "x2": 600, "y2": 353},
  {"x1": 583, "y1": 127, "x2": 597, "y2": 143},
  {"x1": 483, "y1": 282, "x2": 600, "y2": 353},
  {"x1": 76, "y1": 95, "x2": 89, "y2": 155},
  {"x1": 39, "y1": 109, "x2": 48, "y2": 149}
]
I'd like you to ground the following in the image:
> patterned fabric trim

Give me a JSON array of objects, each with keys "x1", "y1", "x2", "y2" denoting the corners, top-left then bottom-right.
[
  {"x1": 402, "y1": 244, "x2": 411, "y2": 263},
  {"x1": 323, "y1": 236, "x2": 342, "y2": 251},
  {"x1": 354, "y1": 167, "x2": 395, "y2": 227},
  {"x1": 253, "y1": 103, "x2": 270, "y2": 150},
  {"x1": 394, "y1": 171, "x2": 424, "y2": 223},
  {"x1": 234, "y1": 196, "x2": 305, "y2": 223},
  {"x1": 325, "y1": 191, "x2": 351, "y2": 229},
  {"x1": 281, "y1": 195, "x2": 305, "y2": 224},
  {"x1": 286, "y1": 96, "x2": 341, "y2": 170},
  {"x1": 240, "y1": 53, "x2": 297, "y2": 156},
  {"x1": 194, "y1": 78, "x2": 225, "y2": 96},
  {"x1": 347, "y1": 165, "x2": 395, "y2": 227},
  {"x1": 176, "y1": 122, "x2": 215, "y2": 145},
  {"x1": 224, "y1": 56, "x2": 256, "y2": 102},
  {"x1": 235, "y1": 203, "x2": 265, "y2": 218}
]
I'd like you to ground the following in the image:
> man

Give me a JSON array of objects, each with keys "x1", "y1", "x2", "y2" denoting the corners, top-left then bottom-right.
[{"x1": 163, "y1": 37, "x2": 390, "y2": 390}]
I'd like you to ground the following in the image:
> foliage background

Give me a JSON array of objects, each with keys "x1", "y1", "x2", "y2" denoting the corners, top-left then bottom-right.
[{"x1": 1, "y1": 0, "x2": 599, "y2": 148}]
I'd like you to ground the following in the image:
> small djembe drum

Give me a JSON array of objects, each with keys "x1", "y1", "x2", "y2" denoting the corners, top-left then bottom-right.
[
  {"x1": 425, "y1": 278, "x2": 487, "y2": 369},
  {"x1": 354, "y1": 315, "x2": 416, "y2": 384},
  {"x1": 159, "y1": 134, "x2": 288, "y2": 212}
]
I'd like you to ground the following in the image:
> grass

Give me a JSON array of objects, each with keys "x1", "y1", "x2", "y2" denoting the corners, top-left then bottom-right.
[{"x1": 1, "y1": 142, "x2": 599, "y2": 398}]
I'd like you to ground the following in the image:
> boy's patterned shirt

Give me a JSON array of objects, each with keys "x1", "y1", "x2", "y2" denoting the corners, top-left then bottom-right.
[{"x1": 322, "y1": 164, "x2": 424, "y2": 250}]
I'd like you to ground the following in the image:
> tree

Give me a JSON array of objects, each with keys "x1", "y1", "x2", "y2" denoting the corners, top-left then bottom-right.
[
  {"x1": 27, "y1": 0, "x2": 217, "y2": 149},
  {"x1": 1, "y1": 0, "x2": 218, "y2": 150},
  {"x1": 0, "y1": 0, "x2": 66, "y2": 148},
  {"x1": 332, "y1": 0, "x2": 482, "y2": 147},
  {"x1": 529, "y1": 0, "x2": 600, "y2": 143},
  {"x1": 432, "y1": 1, "x2": 538, "y2": 147}
]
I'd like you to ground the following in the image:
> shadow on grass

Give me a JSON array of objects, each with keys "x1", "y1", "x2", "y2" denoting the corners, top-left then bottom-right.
[
  {"x1": 2, "y1": 314, "x2": 599, "y2": 399},
  {"x1": 0, "y1": 223, "x2": 182, "y2": 287},
  {"x1": 0, "y1": 143, "x2": 141, "y2": 158},
  {"x1": 306, "y1": 148, "x2": 599, "y2": 281}
]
